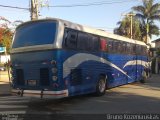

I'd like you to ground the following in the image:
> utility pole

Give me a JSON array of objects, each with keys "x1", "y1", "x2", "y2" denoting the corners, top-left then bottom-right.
[
  {"x1": 122, "y1": 13, "x2": 135, "y2": 39},
  {"x1": 30, "y1": 0, "x2": 39, "y2": 20},
  {"x1": 30, "y1": 0, "x2": 49, "y2": 20}
]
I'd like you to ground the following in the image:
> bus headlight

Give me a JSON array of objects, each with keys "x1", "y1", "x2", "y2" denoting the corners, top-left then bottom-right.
[
  {"x1": 52, "y1": 68, "x2": 57, "y2": 73},
  {"x1": 52, "y1": 76, "x2": 57, "y2": 81}
]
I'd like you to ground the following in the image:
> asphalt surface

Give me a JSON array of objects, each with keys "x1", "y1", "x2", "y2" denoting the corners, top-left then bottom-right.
[
  {"x1": 0, "y1": 71, "x2": 11, "y2": 96},
  {"x1": 0, "y1": 72, "x2": 160, "y2": 119}
]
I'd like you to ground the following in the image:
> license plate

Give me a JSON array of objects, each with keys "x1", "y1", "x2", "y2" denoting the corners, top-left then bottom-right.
[{"x1": 28, "y1": 80, "x2": 37, "y2": 86}]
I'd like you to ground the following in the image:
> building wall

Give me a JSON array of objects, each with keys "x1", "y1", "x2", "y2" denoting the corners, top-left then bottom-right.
[
  {"x1": 154, "y1": 39, "x2": 160, "y2": 74},
  {"x1": 155, "y1": 40, "x2": 160, "y2": 48},
  {"x1": 0, "y1": 55, "x2": 10, "y2": 63}
]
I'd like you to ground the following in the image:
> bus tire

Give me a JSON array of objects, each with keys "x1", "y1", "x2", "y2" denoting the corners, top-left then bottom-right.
[
  {"x1": 140, "y1": 71, "x2": 147, "y2": 83},
  {"x1": 95, "y1": 76, "x2": 106, "y2": 96}
]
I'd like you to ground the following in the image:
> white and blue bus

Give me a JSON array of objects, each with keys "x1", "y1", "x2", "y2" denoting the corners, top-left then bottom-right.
[{"x1": 11, "y1": 18, "x2": 149, "y2": 98}]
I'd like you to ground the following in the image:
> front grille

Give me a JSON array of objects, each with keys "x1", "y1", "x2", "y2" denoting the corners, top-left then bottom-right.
[
  {"x1": 25, "y1": 64, "x2": 39, "y2": 80},
  {"x1": 40, "y1": 68, "x2": 50, "y2": 86},
  {"x1": 16, "y1": 69, "x2": 24, "y2": 85}
]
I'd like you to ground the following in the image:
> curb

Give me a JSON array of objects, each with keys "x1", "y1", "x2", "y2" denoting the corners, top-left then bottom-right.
[
  {"x1": 0, "y1": 93, "x2": 11, "y2": 97},
  {"x1": 0, "y1": 83, "x2": 12, "y2": 97}
]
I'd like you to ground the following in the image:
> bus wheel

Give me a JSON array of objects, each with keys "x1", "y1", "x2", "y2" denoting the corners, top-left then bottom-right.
[
  {"x1": 95, "y1": 76, "x2": 106, "y2": 96},
  {"x1": 140, "y1": 71, "x2": 147, "y2": 83}
]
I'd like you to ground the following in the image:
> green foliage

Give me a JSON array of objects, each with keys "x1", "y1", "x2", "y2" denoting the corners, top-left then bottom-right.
[
  {"x1": 0, "y1": 17, "x2": 13, "y2": 53},
  {"x1": 132, "y1": 0, "x2": 160, "y2": 43},
  {"x1": 0, "y1": 27, "x2": 13, "y2": 53},
  {"x1": 114, "y1": 0, "x2": 160, "y2": 43},
  {"x1": 156, "y1": 48, "x2": 160, "y2": 56},
  {"x1": 114, "y1": 13, "x2": 143, "y2": 41}
]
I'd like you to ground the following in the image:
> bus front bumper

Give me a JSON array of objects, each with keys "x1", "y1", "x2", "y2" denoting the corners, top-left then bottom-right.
[{"x1": 11, "y1": 89, "x2": 69, "y2": 98}]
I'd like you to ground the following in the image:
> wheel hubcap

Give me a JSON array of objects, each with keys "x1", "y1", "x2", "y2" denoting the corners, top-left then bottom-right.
[{"x1": 99, "y1": 79, "x2": 106, "y2": 93}]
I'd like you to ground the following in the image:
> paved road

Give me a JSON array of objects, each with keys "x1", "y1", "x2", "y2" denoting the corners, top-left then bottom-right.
[
  {"x1": 0, "y1": 71, "x2": 10, "y2": 84},
  {"x1": 0, "y1": 74, "x2": 159, "y2": 119},
  {"x1": 0, "y1": 71, "x2": 11, "y2": 95}
]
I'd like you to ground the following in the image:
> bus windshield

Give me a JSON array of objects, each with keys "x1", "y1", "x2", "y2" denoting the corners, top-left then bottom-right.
[{"x1": 12, "y1": 21, "x2": 57, "y2": 48}]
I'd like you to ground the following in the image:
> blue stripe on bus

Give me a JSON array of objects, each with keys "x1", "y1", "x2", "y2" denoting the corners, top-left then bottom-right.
[
  {"x1": 58, "y1": 50, "x2": 148, "y2": 96},
  {"x1": 11, "y1": 49, "x2": 148, "y2": 96}
]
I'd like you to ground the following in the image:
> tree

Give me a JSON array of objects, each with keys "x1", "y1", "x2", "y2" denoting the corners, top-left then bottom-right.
[
  {"x1": 114, "y1": 14, "x2": 142, "y2": 40},
  {"x1": 0, "y1": 27, "x2": 13, "y2": 53},
  {"x1": 156, "y1": 48, "x2": 160, "y2": 56},
  {"x1": 0, "y1": 17, "x2": 13, "y2": 53},
  {"x1": 132, "y1": 0, "x2": 160, "y2": 43},
  {"x1": 0, "y1": 17, "x2": 23, "y2": 53}
]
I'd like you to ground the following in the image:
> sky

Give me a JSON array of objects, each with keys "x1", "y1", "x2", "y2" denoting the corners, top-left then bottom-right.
[{"x1": 0, "y1": 0, "x2": 160, "y2": 41}]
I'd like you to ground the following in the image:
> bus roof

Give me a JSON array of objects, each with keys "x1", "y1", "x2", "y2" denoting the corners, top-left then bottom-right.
[
  {"x1": 56, "y1": 18, "x2": 146, "y2": 46},
  {"x1": 18, "y1": 18, "x2": 147, "y2": 46}
]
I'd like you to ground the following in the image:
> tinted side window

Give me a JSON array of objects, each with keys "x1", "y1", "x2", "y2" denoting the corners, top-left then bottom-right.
[
  {"x1": 77, "y1": 32, "x2": 99, "y2": 51},
  {"x1": 91, "y1": 35, "x2": 99, "y2": 51},
  {"x1": 130, "y1": 44, "x2": 134, "y2": 54},
  {"x1": 136, "y1": 45, "x2": 141, "y2": 55},
  {"x1": 113, "y1": 41, "x2": 119, "y2": 53},
  {"x1": 108, "y1": 40, "x2": 113, "y2": 53},
  {"x1": 122, "y1": 42, "x2": 126, "y2": 54},
  {"x1": 118, "y1": 42, "x2": 122, "y2": 53},
  {"x1": 133, "y1": 44, "x2": 136, "y2": 54},
  {"x1": 100, "y1": 38, "x2": 107, "y2": 51},
  {"x1": 64, "y1": 30, "x2": 77, "y2": 49},
  {"x1": 126, "y1": 43, "x2": 131, "y2": 54},
  {"x1": 142, "y1": 46, "x2": 147, "y2": 55},
  {"x1": 77, "y1": 32, "x2": 89, "y2": 51},
  {"x1": 144, "y1": 46, "x2": 148, "y2": 55}
]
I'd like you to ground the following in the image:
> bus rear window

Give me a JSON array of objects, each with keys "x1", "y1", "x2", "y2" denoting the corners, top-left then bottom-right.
[{"x1": 12, "y1": 21, "x2": 57, "y2": 48}]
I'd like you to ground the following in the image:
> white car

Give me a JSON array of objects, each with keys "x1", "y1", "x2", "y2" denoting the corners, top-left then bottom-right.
[{"x1": 0, "y1": 66, "x2": 6, "y2": 71}]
